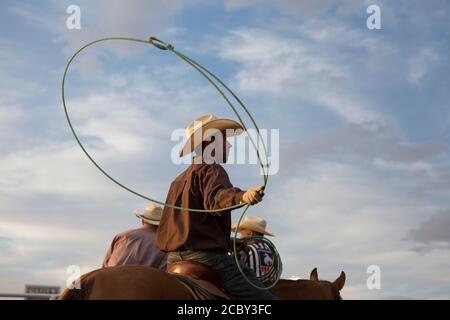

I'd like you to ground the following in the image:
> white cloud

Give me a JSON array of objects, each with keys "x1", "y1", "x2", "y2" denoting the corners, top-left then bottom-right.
[
  {"x1": 52, "y1": 0, "x2": 201, "y2": 60},
  {"x1": 0, "y1": 106, "x2": 23, "y2": 132},
  {"x1": 6, "y1": 2, "x2": 60, "y2": 31},
  {"x1": 0, "y1": 219, "x2": 106, "y2": 293},
  {"x1": 373, "y1": 158, "x2": 435, "y2": 175},
  {"x1": 408, "y1": 47, "x2": 440, "y2": 85},
  {"x1": 286, "y1": 122, "x2": 447, "y2": 173},
  {"x1": 0, "y1": 220, "x2": 93, "y2": 242},
  {"x1": 218, "y1": 28, "x2": 386, "y2": 126},
  {"x1": 219, "y1": 29, "x2": 348, "y2": 93},
  {"x1": 0, "y1": 143, "x2": 113, "y2": 196},
  {"x1": 224, "y1": 0, "x2": 364, "y2": 17}
]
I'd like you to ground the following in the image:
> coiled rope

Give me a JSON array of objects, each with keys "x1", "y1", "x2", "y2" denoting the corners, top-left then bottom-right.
[{"x1": 61, "y1": 36, "x2": 279, "y2": 289}]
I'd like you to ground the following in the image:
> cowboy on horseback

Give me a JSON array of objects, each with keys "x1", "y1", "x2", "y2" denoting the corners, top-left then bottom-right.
[
  {"x1": 103, "y1": 203, "x2": 167, "y2": 270},
  {"x1": 232, "y1": 215, "x2": 281, "y2": 287},
  {"x1": 156, "y1": 114, "x2": 274, "y2": 300}
]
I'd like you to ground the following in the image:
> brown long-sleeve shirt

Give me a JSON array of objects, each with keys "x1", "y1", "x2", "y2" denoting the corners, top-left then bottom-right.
[
  {"x1": 103, "y1": 224, "x2": 167, "y2": 270},
  {"x1": 156, "y1": 161, "x2": 245, "y2": 252}
]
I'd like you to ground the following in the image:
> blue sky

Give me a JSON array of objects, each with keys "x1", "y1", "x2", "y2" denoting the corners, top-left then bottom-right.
[{"x1": 1, "y1": 0, "x2": 449, "y2": 299}]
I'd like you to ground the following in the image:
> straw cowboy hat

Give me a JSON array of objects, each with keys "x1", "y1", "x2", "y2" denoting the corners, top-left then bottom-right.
[
  {"x1": 179, "y1": 114, "x2": 244, "y2": 157},
  {"x1": 134, "y1": 203, "x2": 163, "y2": 226},
  {"x1": 231, "y1": 215, "x2": 274, "y2": 236}
]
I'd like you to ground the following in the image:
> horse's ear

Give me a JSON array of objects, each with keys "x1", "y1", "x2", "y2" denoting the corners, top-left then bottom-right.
[
  {"x1": 334, "y1": 271, "x2": 346, "y2": 291},
  {"x1": 310, "y1": 268, "x2": 319, "y2": 281}
]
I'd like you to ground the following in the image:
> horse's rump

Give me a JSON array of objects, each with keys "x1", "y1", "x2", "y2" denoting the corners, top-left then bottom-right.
[{"x1": 59, "y1": 265, "x2": 193, "y2": 300}]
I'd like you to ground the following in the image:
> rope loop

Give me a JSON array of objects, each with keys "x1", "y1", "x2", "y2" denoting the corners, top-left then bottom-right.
[
  {"x1": 61, "y1": 36, "x2": 279, "y2": 289},
  {"x1": 149, "y1": 36, "x2": 174, "y2": 50}
]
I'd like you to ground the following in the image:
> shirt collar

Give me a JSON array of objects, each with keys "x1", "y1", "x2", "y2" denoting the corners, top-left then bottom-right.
[{"x1": 192, "y1": 154, "x2": 218, "y2": 164}]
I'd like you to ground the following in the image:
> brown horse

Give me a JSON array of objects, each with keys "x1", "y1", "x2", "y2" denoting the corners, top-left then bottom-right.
[
  {"x1": 270, "y1": 268, "x2": 345, "y2": 300},
  {"x1": 59, "y1": 265, "x2": 345, "y2": 300}
]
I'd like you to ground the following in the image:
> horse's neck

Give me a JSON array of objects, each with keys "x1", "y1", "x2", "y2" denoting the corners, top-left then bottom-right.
[
  {"x1": 272, "y1": 279, "x2": 336, "y2": 300},
  {"x1": 277, "y1": 279, "x2": 317, "y2": 290}
]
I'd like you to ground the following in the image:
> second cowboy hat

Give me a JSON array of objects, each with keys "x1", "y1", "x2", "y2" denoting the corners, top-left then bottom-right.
[
  {"x1": 134, "y1": 203, "x2": 163, "y2": 226},
  {"x1": 231, "y1": 215, "x2": 274, "y2": 237},
  {"x1": 179, "y1": 114, "x2": 244, "y2": 157}
]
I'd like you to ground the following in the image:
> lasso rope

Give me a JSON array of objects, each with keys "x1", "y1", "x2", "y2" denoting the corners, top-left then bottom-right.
[{"x1": 61, "y1": 36, "x2": 279, "y2": 289}]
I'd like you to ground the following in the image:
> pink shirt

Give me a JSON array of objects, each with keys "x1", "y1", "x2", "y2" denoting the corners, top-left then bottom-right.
[{"x1": 102, "y1": 224, "x2": 167, "y2": 270}]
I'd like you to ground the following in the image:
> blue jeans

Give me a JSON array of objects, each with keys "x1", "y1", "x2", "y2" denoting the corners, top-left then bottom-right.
[{"x1": 167, "y1": 249, "x2": 274, "y2": 300}]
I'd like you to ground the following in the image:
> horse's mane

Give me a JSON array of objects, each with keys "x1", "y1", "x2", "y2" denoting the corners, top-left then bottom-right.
[{"x1": 276, "y1": 279, "x2": 316, "y2": 288}]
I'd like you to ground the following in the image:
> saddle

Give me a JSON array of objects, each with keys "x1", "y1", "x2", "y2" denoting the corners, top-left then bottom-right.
[
  {"x1": 168, "y1": 261, "x2": 222, "y2": 287},
  {"x1": 167, "y1": 261, "x2": 230, "y2": 300}
]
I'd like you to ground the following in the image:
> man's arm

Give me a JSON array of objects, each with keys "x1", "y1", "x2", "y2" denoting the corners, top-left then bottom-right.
[
  {"x1": 200, "y1": 164, "x2": 245, "y2": 211},
  {"x1": 102, "y1": 235, "x2": 118, "y2": 268}
]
